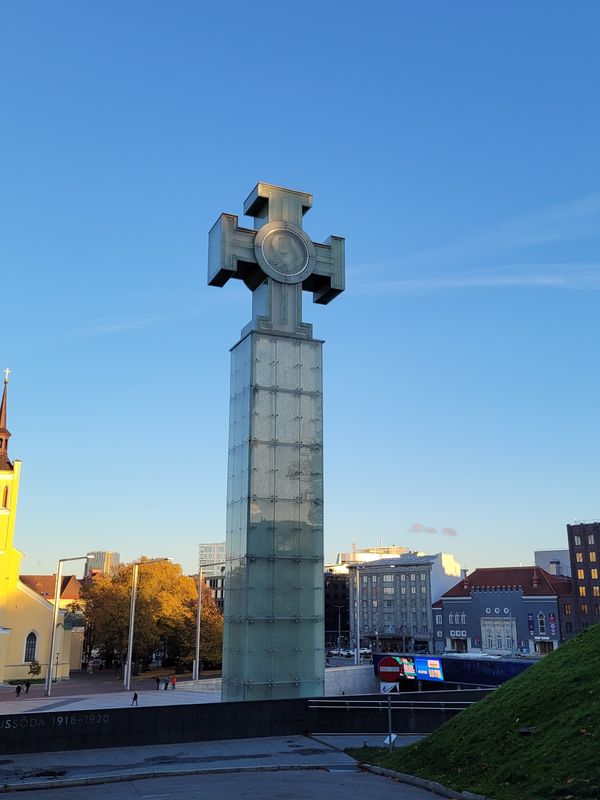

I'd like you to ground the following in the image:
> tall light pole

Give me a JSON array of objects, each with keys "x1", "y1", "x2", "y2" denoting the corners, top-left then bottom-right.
[
  {"x1": 335, "y1": 605, "x2": 344, "y2": 653},
  {"x1": 193, "y1": 565, "x2": 203, "y2": 681},
  {"x1": 124, "y1": 558, "x2": 168, "y2": 692},
  {"x1": 354, "y1": 566, "x2": 363, "y2": 666},
  {"x1": 45, "y1": 556, "x2": 87, "y2": 697},
  {"x1": 193, "y1": 559, "x2": 225, "y2": 681}
]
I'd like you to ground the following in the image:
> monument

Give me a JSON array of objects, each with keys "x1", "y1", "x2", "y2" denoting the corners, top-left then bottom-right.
[{"x1": 208, "y1": 183, "x2": 345, "y2": 701}]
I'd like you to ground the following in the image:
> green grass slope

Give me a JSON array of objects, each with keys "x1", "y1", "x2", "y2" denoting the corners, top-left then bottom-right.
[{"x1": 349, "y1": 626, "x2": 600, "y2": 800}]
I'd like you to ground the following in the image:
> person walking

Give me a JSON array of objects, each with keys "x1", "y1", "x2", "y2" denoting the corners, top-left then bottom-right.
[
  {"x1": 15, "y1": 684, "x2": 22, "y2": 699},
  {"x1": 131, "y1": 692, "x2": 138, "y2": 707},
  {"x1": 155, "y1": 676, "x2": 160, "y2": 690},
  {"x1": 171, "y1": 676, "x2": 177, "y2": 690},
  {"x1": 163, "y1": 677, "x2": 169, "y2": 690},
  {"x1": 24, "y1": 680, "x2": 31, "y2": 695}
]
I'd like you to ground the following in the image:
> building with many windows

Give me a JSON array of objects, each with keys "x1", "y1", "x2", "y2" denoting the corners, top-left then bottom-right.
[
  {"x1": 433, "y1": 566, "x2": 573, "y2": 656},
  {"x1": 567, "y1": 521, "x2": 600, "y2": 632},
  {"x1": 198, "y1": 542, "x2": 226, "y2": 577},
  {"x1": 324, "y1": 570, "x2": 349, "y2": 648},
  {"x1": 348, "y1": 553, "x2": 461, "y2": 653},
  {"x1": 84, "y1": 551, "x2": 120, "y2": 576}
]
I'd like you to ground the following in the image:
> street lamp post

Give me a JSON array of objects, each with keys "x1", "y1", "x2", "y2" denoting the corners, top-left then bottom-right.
[
  {"x1": 354, "y1": 566, "x2": 363, "y2": 666},
  {"x1": 192, "y1": 560, "x2": 226, "y2": 681},
  {"x1": 124, "y1": 558, "x2": 168, "y2": 692},
  {"x1": 335, "y1": 605, "x2": 343, "y2": 653},
  {"x1": 193, "y1": 565, "x2": 203, "y2": 681},
  {"x1": 45, "y1": 556, "x2": 87, "y2": 697}
]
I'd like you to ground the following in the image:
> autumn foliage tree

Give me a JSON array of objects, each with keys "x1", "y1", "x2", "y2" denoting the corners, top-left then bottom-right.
[{"x1": 80, "y1": 557, "x2": 223, "y2": 671}]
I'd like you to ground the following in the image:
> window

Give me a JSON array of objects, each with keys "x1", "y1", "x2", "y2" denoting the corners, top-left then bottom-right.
[
  {"x1": 574, "y1": 535, "x2": 581, "y2": 545},
  {"x1": 410, "y1": 573, "x2": 416, "y2": 581},
  {"x1": 383, "y1": 587, "x2": 394, "y2": 595},
  {"x1": 487, "y1": 636, "x2": 493, "y2": 649},
  {"x1": 383, "y1": 574, "x2": 394, "y2": 582},
  {"x1": 497, "y1": 636, "x2": 503, "y2": 649},
  {"x1": 588, "y1": 534, "x2": 595, "y2": 545},
  {"x1": 449, "y1": 613, "x2": 454, "y2": 624},
  {"x1": 1, "y1": 486, "x2": 7, "y2": 508},
  {"x1": 400, "y1": 586, "x2": 406, "y2": 594},
  {"x1": 400, "y1": 574, "x2": 406, "y2": 581},
  {"x1": 593, "y1": 587, "x2": 600, "y2": 597},
  {"x1": 580, "y1": 604, "x2": 588, "y2": 615},
  {"x1": 576, "y1": 552, "x2": 584, "y2": 563},
  {"x1": 592, "y1": 569, "x2": 599, "y2": 580},
  {"x1": 538, "y1": 613, "x2": 546, "y2": 635},
  {"x1": 422, "y1": 625, "x2": 428, "y2": 634},
  {"x1": 577, "y1": 569, "x2": 585, "y2": 580},
  {"x1": 564, "y1": 604, "x2": 572, "y2": 616},
  {"x1": 435, "y1": 614, "x2": 442, "y2": 625},
  {"x1": 566, "y1": 622, "x2": 573, "y2": 633},
  {"x1": 24, "y1": 632, "x2": 36, "y2": 662},
  {"x1": 371, "y1": 575, "x2": 377, "y2": 583},
  {"x1": 595, "y1": 605, "x2": 600, "y2": 616},
  {"x1": 421, "y1": 611, "x2": 428, "y2": 622},
  {"x1": 420, "y1": 572, "x2": 426, "y2": 581},
  {"x1": 461, "y1": 613, "x2": 466, "y2": 624},
  {"x1": 590, "y1": 552, "x2": 597, "y2": 563},
  {"x1": 506, "y1": 637, "x2": 513, "y2": 650},
  {"x1": 437, "y1": 631, "x2": 443, "y2": 638},
  {"x1": 410, "y1": 586, "x2": 416, "y2": 594},
  {"x1": 384, "y1": 600, "x2": 394, "y2": 607},
  {"x1": 420, "y1": 586, "x2": 427, "y2": 594},
  {"x1": 579, "y1": 586, "x2": 587, "y2": 597}
]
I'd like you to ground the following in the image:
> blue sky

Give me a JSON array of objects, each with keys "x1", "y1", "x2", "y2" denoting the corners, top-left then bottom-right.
[{"x1": 1, "y1": 2, "x2": 599, "y2": 576}]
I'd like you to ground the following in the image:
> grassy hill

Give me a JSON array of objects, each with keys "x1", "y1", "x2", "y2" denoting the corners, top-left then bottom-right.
[{"x1": 349, "y1": 626, "x2": 600, "y2": 800}]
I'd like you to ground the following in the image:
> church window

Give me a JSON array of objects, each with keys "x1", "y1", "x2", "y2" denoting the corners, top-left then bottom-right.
[
  {"x1": 1, "y1": 486, "x2": 7, "y2": 508},
  {"x1": 538, "y1": 613, "x2": 546, "y2": 635},
  {"x1": 24, "y1": 632, "x2": 37, "y2": 662}
]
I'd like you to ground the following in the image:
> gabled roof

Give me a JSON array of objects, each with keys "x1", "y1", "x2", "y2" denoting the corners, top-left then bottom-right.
[
  {"x1": 19, "y1": 574, "x2": 82, "y2": 601},
  {"x1": 441, "y1": 566, "x2": 573, "y2": 599}
]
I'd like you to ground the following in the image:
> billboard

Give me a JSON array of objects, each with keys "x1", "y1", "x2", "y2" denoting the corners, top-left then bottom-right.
[{"x1": 414, "y1": 656, "x2": 444, "y2": 682}]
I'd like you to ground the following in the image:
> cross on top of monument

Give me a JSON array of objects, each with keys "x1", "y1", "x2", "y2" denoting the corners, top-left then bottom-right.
[{"x1": 208, "y1": 182, "x2": 344, "y2": 338}]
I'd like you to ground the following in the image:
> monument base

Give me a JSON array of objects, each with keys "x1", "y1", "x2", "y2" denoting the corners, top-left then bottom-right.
[{"x1": 221, "y1": 330, "x2": 325, "y2": 702}]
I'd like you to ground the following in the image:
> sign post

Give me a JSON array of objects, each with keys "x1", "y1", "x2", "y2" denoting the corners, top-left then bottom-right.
[{"x1": 376, "y1": 656, "x2": 402, "y2": 752}]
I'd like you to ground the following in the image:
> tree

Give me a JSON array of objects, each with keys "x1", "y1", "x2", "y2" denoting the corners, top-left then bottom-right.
[{"x1": 80, "y1": 557, "x2": 223, "y2": 671}]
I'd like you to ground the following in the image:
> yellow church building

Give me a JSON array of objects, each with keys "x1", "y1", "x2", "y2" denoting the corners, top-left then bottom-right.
[{"x1": 0, "y1": 371, "x2": 78, "y2": 683}]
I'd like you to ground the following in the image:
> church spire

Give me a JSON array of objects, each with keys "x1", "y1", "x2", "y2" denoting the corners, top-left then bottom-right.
[{"x1": 0, "y1": 369, "x2": 12, "y2": 471}]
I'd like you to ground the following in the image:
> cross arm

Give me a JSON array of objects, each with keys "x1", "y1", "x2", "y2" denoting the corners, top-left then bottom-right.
[
  {"x1": 303, "y1": 235, "x2": 345, "y2": 304},
  {"x1": 208, "y1": 214, "x2": 264, "y2": 291}
]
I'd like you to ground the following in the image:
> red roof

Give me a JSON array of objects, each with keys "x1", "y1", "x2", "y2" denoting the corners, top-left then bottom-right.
[
  {"x1": 442, "y1": 566, "x2": 572, "y2": 598},
  {"x1": 20, "y1": 575, "x2": 82, "y2": 601}
]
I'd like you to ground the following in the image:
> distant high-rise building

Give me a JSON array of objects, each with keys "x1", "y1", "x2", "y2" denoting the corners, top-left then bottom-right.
[
  {"x1": 567, "y1": 521, "x2": 600, "y2": 632},
  {"x1": 198, "y1": 542, "x2": 226, "y2": 577},
  {"x1": 85, "y1": 551, "x2": 119, "y2": 576}
]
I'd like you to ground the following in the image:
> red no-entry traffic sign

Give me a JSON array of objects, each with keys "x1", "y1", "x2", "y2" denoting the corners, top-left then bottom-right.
[{"x1": 377, "y1": 656, "x2": 402, "y2": 682}]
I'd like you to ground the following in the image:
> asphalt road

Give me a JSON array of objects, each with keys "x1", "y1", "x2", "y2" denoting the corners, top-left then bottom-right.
[{"x1": 10, "y1": 769, "x2": 443, "y2": 799}]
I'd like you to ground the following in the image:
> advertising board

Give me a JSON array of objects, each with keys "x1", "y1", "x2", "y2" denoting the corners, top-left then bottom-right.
[{"x1": 414, "y1": 656, "x2": 444, "y2": 682}]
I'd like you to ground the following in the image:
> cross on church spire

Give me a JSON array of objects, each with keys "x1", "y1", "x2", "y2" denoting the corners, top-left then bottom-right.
[
  {"x1": 208, "y1": 182, "x2": 344, "y2": 338},
  {"x1": 0, "y1": 369, "x2": 11, "y2": 471},
  {"x1": 4, "y1": 368, "x2": 10, "y2": 384}
]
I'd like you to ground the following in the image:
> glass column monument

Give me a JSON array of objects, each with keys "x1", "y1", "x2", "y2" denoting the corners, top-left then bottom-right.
[{"x1": 208, "y1": 183, "x2": 345, "y2": 701}]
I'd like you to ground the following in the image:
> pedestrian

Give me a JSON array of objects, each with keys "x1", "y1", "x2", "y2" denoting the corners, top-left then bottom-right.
[
  {"x1": 163, "y1": 677, "x2": 169, "y2": 690},
  {"x1": 131, "y1": 692, "x2": 138, "y2": 707},
  {"x1": 15, "y1": 684, "x2": 22, "y2": 699},
  {"x1": 24, "y1": 680, "x2": 31, "y2": 695},
  {"x1": 155, "y1": 676, "x2": 160, "y2": 690},
  {"x1": 171, "y1": 676, "x2": 177, "y2": 690}
]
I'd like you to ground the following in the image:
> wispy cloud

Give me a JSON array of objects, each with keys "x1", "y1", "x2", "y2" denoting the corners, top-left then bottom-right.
[
  {"x1": 408, "y1": 522, "x2": 437, "y2": 534},
  {"x1": 350, "y1": 193, "x2": 600, "y2": 294},
  {"x1": 77, "y1": 312, "x2": 192, "y2": 339}
]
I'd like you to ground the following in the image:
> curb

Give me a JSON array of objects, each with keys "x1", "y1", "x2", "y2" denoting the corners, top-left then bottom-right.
[
  {"x1": 0, "y1": 763, "x2": 355, "y2": 793},
  {"x1": 363, "y1": 764, "x2": 492, "y2": 800}
]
